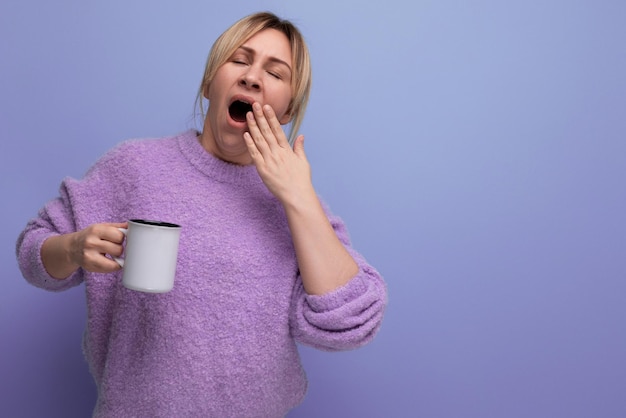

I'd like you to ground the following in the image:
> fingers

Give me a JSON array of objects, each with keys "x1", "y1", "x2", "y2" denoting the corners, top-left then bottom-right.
[
  {"x1": 246, "y1": 109, "x2": 269, "y2": 155},
  {"x1": 243, "y1": 103, "x2": 311, "y2": 202},
  {"x1": 71, "y1": 223, "x2": 127, "y2": 273},
  {"x1": 293, "y1": 134, "x2": 306, "y2": 157},
  {"x1": 243, "y1": 131, "x2": 262, "y2": 162},
  {"x1": 246, "y1": 103, "x2": 289, "y2": 150},
  {"x1": 259, "y1": 104, "x2": 290, "y2": 147},
  {"x1": 100, "y1": 223, "x2": 127, "y2": 244},
  {"x1": 81, "y1": 250, "x2": 123, "y2": 273}
]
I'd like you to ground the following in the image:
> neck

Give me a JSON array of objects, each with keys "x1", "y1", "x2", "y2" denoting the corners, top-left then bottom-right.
[{"x1": 197, "y1": 122, "x2": 253, "y2": 166}]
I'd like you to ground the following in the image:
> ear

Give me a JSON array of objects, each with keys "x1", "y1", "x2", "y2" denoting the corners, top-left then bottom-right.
[{"x1": 203, "y1": 83, "x2": 211, "y2": 100}]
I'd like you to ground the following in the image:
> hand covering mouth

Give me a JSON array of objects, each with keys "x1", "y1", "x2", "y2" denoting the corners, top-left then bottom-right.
[{"x1": 228, "y1": 100, "x2": 253, "y2": 122}]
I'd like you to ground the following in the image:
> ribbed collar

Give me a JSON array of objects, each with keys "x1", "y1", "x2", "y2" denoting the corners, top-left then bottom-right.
[{"x1": 176, "y1": 129, "x2": 263, "y2": 187}]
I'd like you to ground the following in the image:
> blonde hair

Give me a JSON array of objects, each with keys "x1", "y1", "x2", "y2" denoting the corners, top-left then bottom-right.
[{"x1": 195, "y1": 12, "x2": 312, "y2": 145}]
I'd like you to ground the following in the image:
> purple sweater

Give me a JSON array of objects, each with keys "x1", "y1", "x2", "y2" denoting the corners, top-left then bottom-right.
[{"x1": 16, "y1": 130, "x2": 387, "y2": 417}]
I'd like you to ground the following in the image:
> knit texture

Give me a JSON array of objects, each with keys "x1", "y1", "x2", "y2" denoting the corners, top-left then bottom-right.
[{"x1": 16, "y1": 130, "x2": 387, "y2": 417}]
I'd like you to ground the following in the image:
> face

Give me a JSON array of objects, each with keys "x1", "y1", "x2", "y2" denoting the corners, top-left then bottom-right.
[{"x1": 200, "y1": 28, "x2": 293, "y2": 165}]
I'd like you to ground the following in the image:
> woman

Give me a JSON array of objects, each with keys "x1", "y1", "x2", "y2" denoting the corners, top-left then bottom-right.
[{"x1": 16, "y1": 11, "x2": 387, "y2": 417}]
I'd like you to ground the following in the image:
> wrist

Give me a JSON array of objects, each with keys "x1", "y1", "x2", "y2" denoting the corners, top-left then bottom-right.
[
  {"x1": 280, "y1": 183, "x2": 318, "y2": 214},
  {"x1": 41, "y1": 233, "x2": 80, "y2": 280}
]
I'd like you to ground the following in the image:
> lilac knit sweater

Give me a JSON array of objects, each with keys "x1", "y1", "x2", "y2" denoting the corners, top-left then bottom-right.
[{"x1": 16, "y1": 130, "x2": 387, "y2": 417}]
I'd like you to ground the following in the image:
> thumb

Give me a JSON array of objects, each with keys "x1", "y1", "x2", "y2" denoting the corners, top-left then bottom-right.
[{"x1": 293, "y1": 134, "x2": 306, "y2": 157}]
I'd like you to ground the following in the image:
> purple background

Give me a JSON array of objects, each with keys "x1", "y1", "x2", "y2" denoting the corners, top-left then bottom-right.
[{"x1": 2, "y1": 1, "x2": 625, "y2": 417}]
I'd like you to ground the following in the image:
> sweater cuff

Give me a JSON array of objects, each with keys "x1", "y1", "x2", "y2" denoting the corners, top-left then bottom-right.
[
  {"x1": 304, "y1": 272, "x2": 368, "y2": 313},
  {"x1": 20, "y1": 231, "x2": 81, "y2": 292}
]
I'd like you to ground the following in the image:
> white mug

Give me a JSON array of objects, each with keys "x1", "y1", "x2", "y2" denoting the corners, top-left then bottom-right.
[{"x1": 115, "y1": 219, "x2": 181, "y2": 293}]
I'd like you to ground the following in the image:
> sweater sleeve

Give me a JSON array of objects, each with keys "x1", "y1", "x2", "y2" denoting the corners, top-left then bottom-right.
[
  {"x1": 15, "y1": 144, "x2": 131, "y2": 292},
  {"x1": 289, "y1": 207, "x2": 388, "y2": 351},
  {"x1": 15, "y1": 182, "x2": 84, "y2": 291}
]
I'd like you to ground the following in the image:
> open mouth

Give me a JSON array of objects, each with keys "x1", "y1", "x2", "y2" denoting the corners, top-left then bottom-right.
[{"x1": 228, "y1": 100, "x2": 253, "y2": 122}]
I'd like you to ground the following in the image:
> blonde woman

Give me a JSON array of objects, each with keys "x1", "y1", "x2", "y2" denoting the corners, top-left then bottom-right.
[{"x1": 17, "y1": 12, "x2": 387, "y2": 417}]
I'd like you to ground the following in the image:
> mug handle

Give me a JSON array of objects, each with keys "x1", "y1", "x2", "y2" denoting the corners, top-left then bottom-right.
[{"x1": 113, "y1": 228, "x2": 128, "y2": 267}]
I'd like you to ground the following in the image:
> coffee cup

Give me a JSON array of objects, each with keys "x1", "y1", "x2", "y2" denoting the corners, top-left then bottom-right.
[{"x1": 115, "y1": 219, "x2": 181, "y2": 293}]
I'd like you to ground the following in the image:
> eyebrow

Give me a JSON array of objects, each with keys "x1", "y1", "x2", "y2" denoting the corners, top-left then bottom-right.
[{"x1": 237, "y1": 46, "x2": 292, "y2": 73}]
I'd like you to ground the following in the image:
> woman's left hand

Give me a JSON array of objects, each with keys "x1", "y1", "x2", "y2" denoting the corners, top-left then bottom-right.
[
  {"x1": 244, "y1": 102, "x2": 313, "y2": 206},
  {"x1": 244, "y1": 102, "x2": 358, "y2": 295}
]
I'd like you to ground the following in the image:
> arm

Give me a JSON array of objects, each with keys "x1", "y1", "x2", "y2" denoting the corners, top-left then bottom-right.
[
  {"x1": 41, "y1": 223, "x2": 127, "y2": 280},
  {"x1": 244, "y1": 103, "x2": 387, "y2": 350},
  {"x1": 16, "y1": 142, "x2": 132, "y2": 290},
  {"x1": 281, "y1": 186, "x2": 358, "y2": 295},
  {"x1": 289, "y1": 210, "x2": 387, "y2": 351},
  {"x1": 244, "y1": 103, "x2": 358, "y2": 295}
]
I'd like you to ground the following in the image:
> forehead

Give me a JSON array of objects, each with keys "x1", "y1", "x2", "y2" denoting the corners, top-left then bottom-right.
[{"x1": 238, "y1": 28, "x2": 292, "y2": 64}]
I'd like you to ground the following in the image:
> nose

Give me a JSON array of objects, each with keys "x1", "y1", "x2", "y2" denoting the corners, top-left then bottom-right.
[{"x1": 239, "y1": 67, "x2": 262, "y2": 91}]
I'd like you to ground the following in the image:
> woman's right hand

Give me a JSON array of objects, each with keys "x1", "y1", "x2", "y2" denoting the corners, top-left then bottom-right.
[{"x1": 41, "y1": 222, "x2": 127, "y2": 280}]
